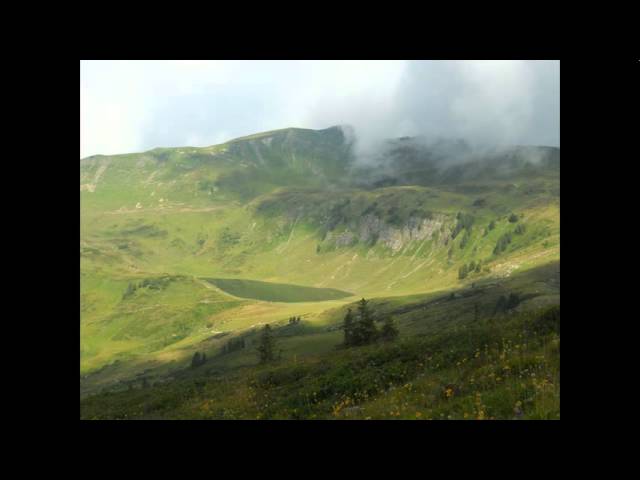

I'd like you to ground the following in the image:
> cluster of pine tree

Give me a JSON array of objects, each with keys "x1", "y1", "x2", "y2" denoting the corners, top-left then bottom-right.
[
  {"x1": 191, "y1": 351, "x2": 207, "y2": 368},
  {"x1": 458, "y1": 260, "x2": 482, "y2": 279},
  {"x1": 257, "y1": 324, "x2": 277, "y2": 364},
  {"x1": 452, "y1": 212, "x2": 475, "y2": 239},
  {"x1": 343, "y1": 298, "x2": 398, "y2": 347},
  {"x1": 493, "y1": 232, "x2": 513, "y2": 255},
  {"x1": 288, "y1": 316, "x2": 301, "y2": 325},
  {"x1": 483, "y1": 219, "x2": 497, "y2": 237},
  {"x1": 222, "y1": 337, "x2": 246, "y2": 355},
  {"x1": 494, "y1": 293, "x2": 521, "y2": 313},
  {"x1": 122, "y1": 277, "x2": 175, "y2": 299},
  {"x1": 459, "y1": 229, "x2": 472, "y2": 249}
]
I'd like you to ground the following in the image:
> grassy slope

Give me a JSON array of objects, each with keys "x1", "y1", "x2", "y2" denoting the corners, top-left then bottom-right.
[
  {"x1": 80, "y1": 128, "x2": 559, "y2": 407},
  {"x1": 80, "y1": 264, "x2": 560, "y2": 419}
]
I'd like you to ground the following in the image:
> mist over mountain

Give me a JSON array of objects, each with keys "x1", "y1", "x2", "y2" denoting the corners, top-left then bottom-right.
[
  {"x1": 81, "y1": 60, "x2": 559, "y2": 159},
  {"x1": 80, "y1": 60, "x2": 559, "y2": 420}
]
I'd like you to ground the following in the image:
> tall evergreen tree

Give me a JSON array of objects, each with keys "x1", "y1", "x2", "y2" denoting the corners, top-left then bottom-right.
[
  {"x1": 458, "y1": 264, "x2": 468, "y2": 279},
  {"x1": 191, "y1": 352, "x2": 202, "y2": 368},
  {"x1": 380, "y1": 316, "x2": 399, "y2": 342},
  {"x1": 343, "y1": 308, "x2": 355, "y2": 346},
  {"x1": 257, "y1": 324, "x2": 276, "y2": 364},
  {"x1": 354, "y1": 298, "x2": 377, "y2": 345}
]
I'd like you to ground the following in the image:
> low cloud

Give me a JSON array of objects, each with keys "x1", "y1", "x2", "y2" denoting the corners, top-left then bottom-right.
[{"x1": 81, "y1": 60, "x2": 558, "y2": 159}]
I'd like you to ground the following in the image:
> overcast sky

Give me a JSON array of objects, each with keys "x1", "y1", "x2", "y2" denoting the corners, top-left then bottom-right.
[{"x1": 80, "y1": 60, "x2": 559, "y2": 159}]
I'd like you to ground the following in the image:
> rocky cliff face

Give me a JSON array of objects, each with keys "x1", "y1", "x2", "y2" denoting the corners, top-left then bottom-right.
[{"x1": 323, "y1": 213, "x2": 452, "y2": 253}]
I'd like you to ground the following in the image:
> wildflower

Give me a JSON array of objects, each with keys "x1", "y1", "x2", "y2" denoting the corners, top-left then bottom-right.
[{"x1": 416, "y1": 412, "x2": 422, "y2": 418}]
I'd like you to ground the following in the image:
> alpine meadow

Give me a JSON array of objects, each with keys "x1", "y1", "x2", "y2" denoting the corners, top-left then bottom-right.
[{"x1": 80, "y1": 61, "x2": 559, "y2": 420}]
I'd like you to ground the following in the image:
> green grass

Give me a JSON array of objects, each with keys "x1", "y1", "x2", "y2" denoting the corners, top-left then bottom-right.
[
  {"x1": 80, "y1": 290, "x2": 559, "y2": 420},
  {"x1": 80, "y1": 127, "x2": 559, "y2": 417}
]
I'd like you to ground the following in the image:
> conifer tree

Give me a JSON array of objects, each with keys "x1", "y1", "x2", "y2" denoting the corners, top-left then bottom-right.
[
  {"x1": 257, "y1": 324, "x2": 276, "y2": 364},
  {"x1": 458, "y1": 264, "x2": 468, "y2": 280},
  {"x1": 191, "y1": 352, "x2": 202, "y2": 368},
  {"x1": 354, "y1": 298, "x2": 377, "y2": 345},
  {"x1": 380, "y1": 316, "x2": 399, "y2": 342},
  {"x1": 343, "y1": 308, "x2": 355, "y2": 346}
]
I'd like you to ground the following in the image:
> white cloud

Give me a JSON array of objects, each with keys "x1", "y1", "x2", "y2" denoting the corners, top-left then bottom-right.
[{"x1": 80, "y1": 60, "x2": 558, "y2": 158}]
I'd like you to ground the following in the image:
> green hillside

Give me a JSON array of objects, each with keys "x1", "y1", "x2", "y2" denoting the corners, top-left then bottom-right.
[{"x1": 80, "y1": 126, "x2": 559, "y2": 418}]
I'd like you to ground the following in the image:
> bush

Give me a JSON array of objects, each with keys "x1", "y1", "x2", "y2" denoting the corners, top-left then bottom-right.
[
  {"x1": 258, "y1": 325, "x2": 276, "y2": 364},
  {"x1": 380, "y1": 317, "x2": 399, "y2": 342},
  {"x1": 508, "y1": 213, "x2": 519, "y2": 223},
  {"x1": 452, "y1": 212, "x2": 475, "y2": 239},
  {"x1": 526, "y1": 306, "x2": 560, "y2": 336},
  {"x1": 459, "y1": 264, "x2": 468, "y2": 280},
  {"x1": 122, "y1": 282, "x2": 136, "y2": 300},
  {"x1": 191, "y1": 352, "x2": 207, "y2": 368},
  {"x1": 459, "y1": 229, "x2": 471, "y2": 249},
  {"x1": 222, "y1": 337, "x2": 246, "y2": 355},
  {"x1": 493, "y1": 232, "x2": 513, "y2": 255}
]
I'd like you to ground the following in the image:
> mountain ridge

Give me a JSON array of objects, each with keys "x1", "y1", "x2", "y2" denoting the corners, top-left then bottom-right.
[{"x1": 80, "y1": 125, "x2": 559, "y2": 403}]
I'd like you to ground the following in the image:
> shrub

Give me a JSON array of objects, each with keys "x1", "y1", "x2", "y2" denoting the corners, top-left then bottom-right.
[
  {"x1": 257, "y1": 325, "x2": 276, "y2": 364},
  {"x1": 459, "y1": 264, "x2": 469, "y2": 280},
  {"x1": 526, "y1": 306, "x2": 560, "y2": 336},
  {"x1": 191, "y1": 352, "x2": 207, "y2": 368},
  {"x1": 380, "y1": 317, "x2": 399, "y2": 342},
  {"x1": 459, "y1": 229, "x2": 471, "y2": 249},
  {"x1": 493, "y1": 232, "x2": 513, "y2": 255}
]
